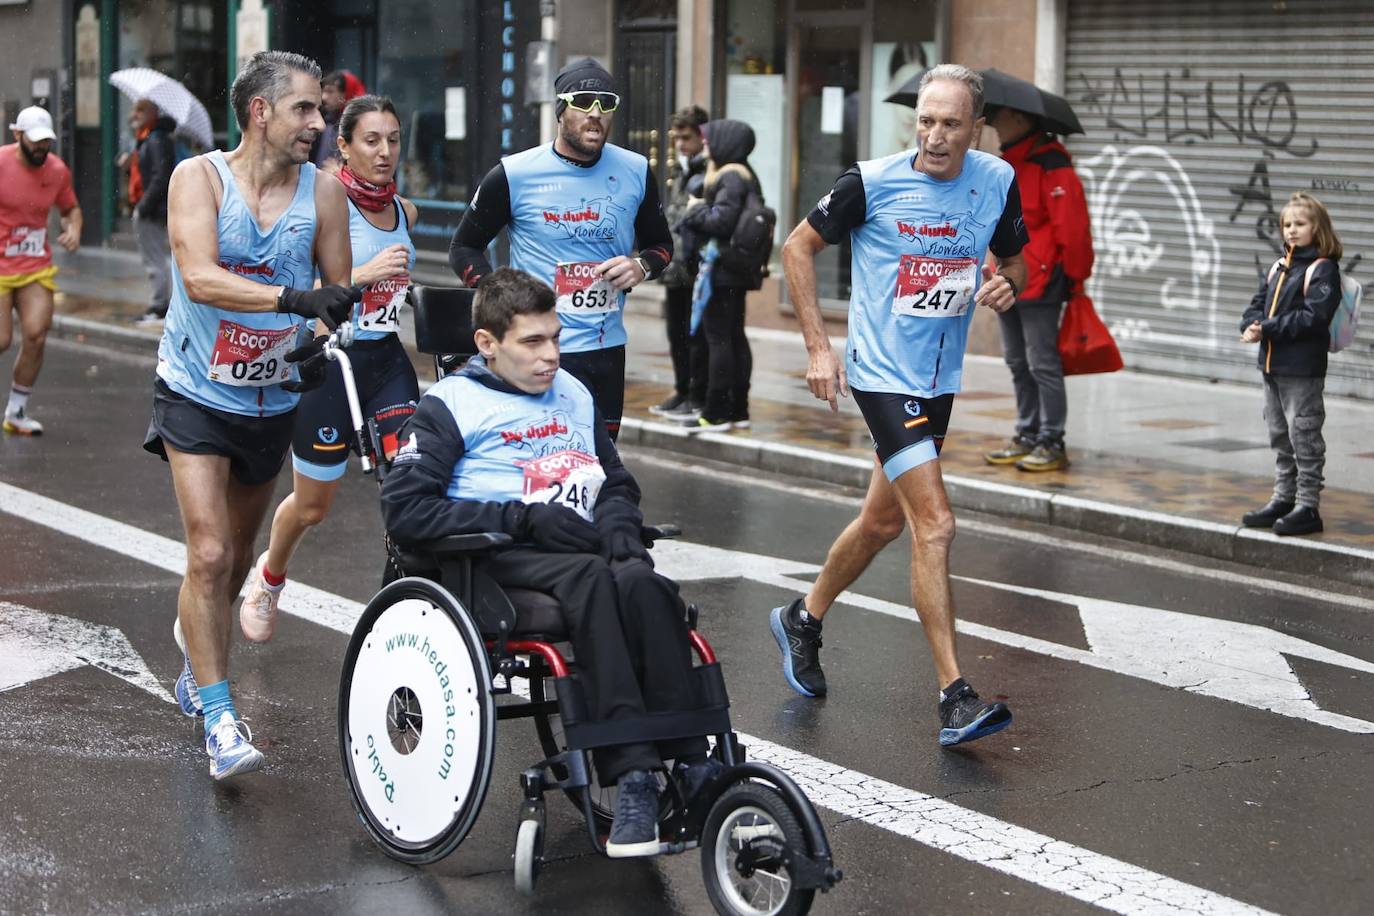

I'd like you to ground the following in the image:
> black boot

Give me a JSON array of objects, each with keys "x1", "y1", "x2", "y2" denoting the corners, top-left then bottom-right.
[
  {"x1": 1241, "y1": 498, "x2": 1295, "y2": 528},
  {"x1": 1273, "y1": 505, "x2": 1323, "y2": 536}
]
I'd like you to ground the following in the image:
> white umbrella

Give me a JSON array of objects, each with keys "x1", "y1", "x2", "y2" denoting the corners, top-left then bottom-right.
[{"x1": 109, "y1": 67, "x2": 214, "y2": 149}]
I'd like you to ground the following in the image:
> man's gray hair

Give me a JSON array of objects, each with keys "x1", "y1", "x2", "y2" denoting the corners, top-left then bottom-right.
[
  {"x1": 918, "y1": 64, "x2": 984, "y2": 119},
  {"x1": 230, "y1": 50, "x2": 322, "y2": 131}
]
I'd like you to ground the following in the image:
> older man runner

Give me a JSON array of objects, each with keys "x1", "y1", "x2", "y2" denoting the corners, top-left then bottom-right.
[
  {"x1": 144, "y1": 51, "x2": 358, "y2": 779},
  {"x1": 0, "y1": 106, "x2": 82, "y2": 435},
  {"x1": 771, "y1": 65, "x2": 1028, "y2": 747},
  {"x1": 449, "y1": 58, "x2": 672, "y2": 439}
]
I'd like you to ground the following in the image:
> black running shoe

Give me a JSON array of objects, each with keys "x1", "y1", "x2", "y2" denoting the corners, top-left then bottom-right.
[
  {"x1": 605, "y1": 770, "x2": 660, "y2": 858},
  {"x1": 938, "y1": 679, "x2": 1012, "y2": 747},
  {"x1": 769, "y1": 598, "x2": 827, "y2": 697}
]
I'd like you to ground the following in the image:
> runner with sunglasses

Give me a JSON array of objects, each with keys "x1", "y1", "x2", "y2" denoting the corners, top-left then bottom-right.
[{"x1": 449, "y1": 58, "x2": 672, "y2": 440}]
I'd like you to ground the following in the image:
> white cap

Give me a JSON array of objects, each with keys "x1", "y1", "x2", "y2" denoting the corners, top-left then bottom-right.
[{"x1": 10, "y1": 106, "x2": 55, "y2": 143}]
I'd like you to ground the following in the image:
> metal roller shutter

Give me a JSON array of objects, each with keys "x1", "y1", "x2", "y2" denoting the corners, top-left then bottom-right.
[{"x1": 1064, "y1": 0, "x2": 1374, "y2": 397}]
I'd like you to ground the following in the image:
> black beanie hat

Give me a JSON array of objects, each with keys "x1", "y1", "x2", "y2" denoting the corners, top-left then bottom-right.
[{"x1": 555, "y1": 57, "x2": 615, "y2": 118}]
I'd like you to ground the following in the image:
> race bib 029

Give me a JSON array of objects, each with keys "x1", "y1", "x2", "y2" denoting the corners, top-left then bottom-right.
[
  {"x1": 5, "y1": 226, "x2": 45, "y2": 259},
  {"x1": 891, "y1": 255, "x2": 978, "y2": 318},
  {"x1": 554, "y1": 262, "x2": 618, "y2": 315},
  {"x1": 358, "y1": 274, "x2": 409, "y2": 333},
  {"x1": 520, "y1": 449, "x2": 606, "y2": 523},
  {"x1": 207, "y1": 320, "x2": 297, "y2": 387}
]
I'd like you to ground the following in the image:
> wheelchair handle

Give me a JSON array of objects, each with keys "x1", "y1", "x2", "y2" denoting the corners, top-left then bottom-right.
[{"x1": 320, "y1": 322, "x2": 376, "y2": 475}]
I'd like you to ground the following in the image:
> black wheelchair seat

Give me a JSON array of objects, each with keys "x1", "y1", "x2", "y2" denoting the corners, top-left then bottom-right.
[{"x1": 503, "y1": 588, "x2": 567, "y2": 640}]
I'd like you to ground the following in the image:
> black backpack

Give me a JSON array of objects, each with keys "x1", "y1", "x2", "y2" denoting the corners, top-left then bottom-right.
[{"x1": 715, "y1": 166, "x2": 776, "y2": 290}]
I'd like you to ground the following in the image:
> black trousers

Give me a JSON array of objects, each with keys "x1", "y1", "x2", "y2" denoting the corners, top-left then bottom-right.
[
  {"x1": 702, "y1": 285, "x2": 752, "y2": 422},
  {"x1": 561, "y1": 345, "x2": 626, "y2": 441},
  {"x1": 665, "y1": 284, "x2": 708, "y2": 402},
  {"x1": 481, "y1": 550, "x2": 706, "y2": 785}
]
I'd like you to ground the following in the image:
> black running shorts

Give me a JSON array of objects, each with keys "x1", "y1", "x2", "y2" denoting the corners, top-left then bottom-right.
[
  {"x1": 851, "y1": 388, "x2": 955, "y2": 481},
  {"x1": 291, "y1": 334, "x2": 419, "y2": 481},
  {"x1": 144, "y1": 379, "x2": 296, "y2": 486}
]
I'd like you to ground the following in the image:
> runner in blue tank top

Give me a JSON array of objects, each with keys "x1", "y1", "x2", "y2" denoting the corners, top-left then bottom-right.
[
  {"x1": 772, "y1": 66, "x2": 1030, "y2": 749},
  {"x1": 143, "y1": 51, "x2": 359, "y2": 782},
  {"x1": 241, "y1": 96, "x2": 422, "y2": 645},
  {"x1": 449, "y1": 58, "x2": 673, "y2": 440}
]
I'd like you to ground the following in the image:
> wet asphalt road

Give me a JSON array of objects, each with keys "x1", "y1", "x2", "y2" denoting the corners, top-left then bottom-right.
[{"x1": 1, "y1": 336, "x2": 1373, "y2": 916}]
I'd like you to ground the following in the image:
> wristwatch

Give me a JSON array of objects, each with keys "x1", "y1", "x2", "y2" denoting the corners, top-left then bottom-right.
[
  {"x1": 998, "y1": 272, "x2": 1020, "y2": 299},
  {"x1": 632, "y1": 256, "x2": 652, "y2": 283}
]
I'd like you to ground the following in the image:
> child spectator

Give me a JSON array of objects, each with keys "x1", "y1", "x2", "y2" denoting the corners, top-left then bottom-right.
[{"x1": 1239, "y1": 191, "x2": 1343, "y2": 537}]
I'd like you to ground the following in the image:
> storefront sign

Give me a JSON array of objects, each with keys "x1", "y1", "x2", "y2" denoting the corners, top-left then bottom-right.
[{"x1": 75, "y1": 5, "x2": 101, "y2": 128}]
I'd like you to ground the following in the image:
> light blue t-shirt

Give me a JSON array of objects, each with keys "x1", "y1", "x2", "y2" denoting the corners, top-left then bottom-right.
[
  {"x1": 502, "y1": 143, "x2": 648, "y2": 353},
  {"x1": 156, "y1": 151, "x2": 317, "y2": 416},
  {"x1": 843, "y1": 148, "x2": 1018, "y2": 397},
  {"x1": 348, "y1": 196, "x2": 416, "y2": 341}
]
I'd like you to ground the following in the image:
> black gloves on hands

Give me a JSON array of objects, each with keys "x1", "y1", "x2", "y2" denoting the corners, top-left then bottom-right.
[
  {"x1": 281, "y1": 337, "x2": 328, "y2": 393},
  {"x1": 523, "y1": 503, "x2": 602, "y2": 553},
  {"x1": 595, "y1": 498, "x2": 650, "y2": 564},
  {"x1": 277, "y1": 284, "x2": 363, "y2": 330}
]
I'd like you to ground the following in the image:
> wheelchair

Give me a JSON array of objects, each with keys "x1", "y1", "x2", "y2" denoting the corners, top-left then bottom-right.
[{"x1": 325, "y1": 286, "x2": 843, "y2": 915}]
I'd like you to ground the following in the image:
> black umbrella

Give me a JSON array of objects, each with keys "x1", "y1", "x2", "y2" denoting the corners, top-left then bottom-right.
[
  {"x1": 882, "y1": 70, "x2": 927, "y2": 108},
  {"x1": 979, "y1": 68, "x2": 1084, "y2": 136}
]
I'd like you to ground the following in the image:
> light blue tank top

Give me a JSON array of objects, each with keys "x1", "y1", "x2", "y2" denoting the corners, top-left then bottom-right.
[
  {"x1": 846, "y1": 148, "x2": 1015, "y2": 397},
  {"x1": 503, "y1": 143, "x2": 647, "y2": 353},
  {"x1": 348, "y1": 197, "x2": 416, "y2": 341},
  {"x1": 156, "y1": 151, "x2": 317, "y2": 416},
  {"x1": 425, "y1": 366, "x2": 599, "y2": 504}
]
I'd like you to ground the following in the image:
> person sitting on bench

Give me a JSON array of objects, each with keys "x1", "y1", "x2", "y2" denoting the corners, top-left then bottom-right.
[{"x1": 380, "y1": 267, "x2": 721, "y2": 858}]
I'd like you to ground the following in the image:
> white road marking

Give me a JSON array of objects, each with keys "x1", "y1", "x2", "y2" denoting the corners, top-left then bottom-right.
[
  {"x1": 0, "y1": 480, "x2": 1279, "y2": 915},
  {"x1": 629, "y1": 450, "x2": 1374, "y2": 614},
  {"x1": 0, "y1": 602, "x2": 174, "y2": 703}
]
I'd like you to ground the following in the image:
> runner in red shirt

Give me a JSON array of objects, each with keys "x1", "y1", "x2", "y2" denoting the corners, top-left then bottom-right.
[{"x1": 0, "y1": 106, "x2": 82, "y2": 435}]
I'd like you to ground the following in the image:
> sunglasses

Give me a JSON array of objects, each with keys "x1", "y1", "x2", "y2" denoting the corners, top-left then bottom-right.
[{"x1": 558, "y1": 91, "x2": 620, "y2": 113}]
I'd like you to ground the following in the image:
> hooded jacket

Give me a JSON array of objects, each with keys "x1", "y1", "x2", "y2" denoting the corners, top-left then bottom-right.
[
  {"x1": 679, "y1": 119, "x2": 762, "y2": 289},
  {"x1": 1000, "y1": 132, "x2": 1093, "y2": 303},
  {"x1": 133, "y1": 115, "x2": 179, "y2": 222},
  {"x1": 1239, "y1": 245, "x2": 1342, "y2": 378}
]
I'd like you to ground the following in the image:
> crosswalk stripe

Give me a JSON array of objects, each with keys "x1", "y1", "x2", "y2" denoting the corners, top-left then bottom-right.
[{"x1": 0, "y1": 480, "x2": 1277, "y2": 915}]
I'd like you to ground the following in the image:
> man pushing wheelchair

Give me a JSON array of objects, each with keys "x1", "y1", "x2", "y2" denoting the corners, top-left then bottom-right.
[{"x1": 380, "y1": 267, "x2": 723, "y2": 858}]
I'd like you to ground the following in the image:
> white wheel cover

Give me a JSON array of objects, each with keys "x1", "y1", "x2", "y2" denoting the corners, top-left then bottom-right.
[{"x1": 347, "y1": 597, "x2": 485, "y2": 845}]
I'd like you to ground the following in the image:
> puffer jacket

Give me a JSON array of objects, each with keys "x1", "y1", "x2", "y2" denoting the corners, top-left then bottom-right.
[
  {"x1": 678, "y1": 119, "x2": 761, "y2": 290},
  {"x1": 1239, "y1": 244, "x2": 1341, "y2": 377}
]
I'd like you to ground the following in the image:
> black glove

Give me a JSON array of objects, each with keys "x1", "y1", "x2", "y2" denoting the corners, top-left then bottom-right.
[
  {"x1": 595, "y1": 498, "x2": 650, "y2": 563},
  {"x1": 277, "y1": 284, "x2": 363, "y2": 330},
  {"x1": 522, "y1": 503, "x2": 602, "y2": 553},
  {"x1": 281, "y1": 338, "x2": 328, "y2": 393}
]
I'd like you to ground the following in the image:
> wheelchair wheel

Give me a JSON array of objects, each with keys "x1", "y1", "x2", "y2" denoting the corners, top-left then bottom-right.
[
  {"x1": 513, "y1": 817, "x2": 543, "y2": 896},
  {"x1": 701, "y1": 783, "x2": 815, "y2": 916},
  {"x1": 339, "y1": 577, "x2": 496, "y2": 865}
]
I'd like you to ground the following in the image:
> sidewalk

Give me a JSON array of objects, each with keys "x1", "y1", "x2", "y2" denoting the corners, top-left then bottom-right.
[{"x1": 45, "y1": 247, "x2": 1374, "y2": 588}]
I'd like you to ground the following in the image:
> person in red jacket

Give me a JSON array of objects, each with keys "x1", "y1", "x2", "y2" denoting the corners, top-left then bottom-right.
[{"x1": 982, "y1": 107, "x2": 1093, "y2": 472}]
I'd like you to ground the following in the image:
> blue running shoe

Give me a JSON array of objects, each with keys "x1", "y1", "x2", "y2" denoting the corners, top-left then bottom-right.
[
  {"x1": 172, "y1": 617, "x2": 203, "y2": 718},
  {"x1": 769, "y1": 599, "x2": 826, "y2": 697},
  {"x1": 938, "y1": 679, "x2": 1012, "y2": 747},
  {"x1": 205, "y1": 711, "x2": 265, "y2": 780}
]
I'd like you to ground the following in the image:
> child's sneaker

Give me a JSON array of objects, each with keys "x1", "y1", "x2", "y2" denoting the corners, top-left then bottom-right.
[{"x1": 205, "y1": 711, "x2": 265, "y2": 780}]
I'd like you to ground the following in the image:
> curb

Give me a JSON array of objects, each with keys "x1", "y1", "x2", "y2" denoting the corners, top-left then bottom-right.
[
  {"x1": 617, "y1": 416, "x2": 1374, "y2": 590},
  {"x1": 50, "y1": 312, "x2": 1374, "y2": 589}
]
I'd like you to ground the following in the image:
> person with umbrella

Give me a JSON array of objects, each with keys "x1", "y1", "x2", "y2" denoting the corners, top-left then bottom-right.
[
  {"x1": 977, "y1": 70, "x2": 1095, "y2": 473},
  {"x1": 119, "y1": 99, "x2": 179, "y2": 325},
  {"x1": 0, "y1": 106, "x2": 82, "y2": 436}
]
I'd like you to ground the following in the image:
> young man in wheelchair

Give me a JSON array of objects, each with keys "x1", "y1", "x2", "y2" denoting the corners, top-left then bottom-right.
[{"x1": 380, "y1": 267, "x2": 722, "y2": 858}]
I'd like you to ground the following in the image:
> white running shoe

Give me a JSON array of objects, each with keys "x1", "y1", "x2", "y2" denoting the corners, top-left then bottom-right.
[
  {"x1": 205, "y1": 711, "x2": 265, "y2": 780},
  {"x1": 3, "y1": 408, "x2": 43, "y2": 436},
  {"x1": 239, "y1": 551, "x2": 282, "y2": 642}
]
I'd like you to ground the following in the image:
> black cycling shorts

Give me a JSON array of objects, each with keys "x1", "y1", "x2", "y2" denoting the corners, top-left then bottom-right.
[
  {"x1": 144, "y1": 379, "x2": 295, "y2": 487},
  {"x1": 851, "y1": 388, "x2": 955, "y2": 482},
  {"x1": 291, "y1": 334, "x2": 419, "y2": 481},
  {"x1": 561, "y1": 344, "x2": 626, "y2": 441}
]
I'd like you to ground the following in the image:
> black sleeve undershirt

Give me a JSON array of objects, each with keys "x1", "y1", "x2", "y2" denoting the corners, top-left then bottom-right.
[
  {"x1": 448, "y1": 164, "x2": 511, "y2": 287},
  {"x1": 989, "y1": 176, "x2": 1029, "y2": 259}
]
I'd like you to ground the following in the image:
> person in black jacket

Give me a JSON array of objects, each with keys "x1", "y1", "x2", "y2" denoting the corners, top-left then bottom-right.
[
  {"x1": 678, "y1": 119, "x2": 759, "y2": 431},
  {"x1": 1239, "y1": 192, "x2": 1344, "y2": 536},
  {"x1": 128, "y1": 100, "x2": 178, "y2": 324},
  {"x1": 380, "y1": 267, "x2": 721, "y2": 856}
]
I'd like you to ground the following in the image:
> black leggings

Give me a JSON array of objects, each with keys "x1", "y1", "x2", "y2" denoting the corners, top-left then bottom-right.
[
  {"x1": 702, "y1": 285, "x2": 752, "y2": 422},
  {"x1": 665, "y1": 284, "x2": 708, "y2": 401},
  {"x1": 560, "y1": 345, "x2": 626, "y2": 440}
]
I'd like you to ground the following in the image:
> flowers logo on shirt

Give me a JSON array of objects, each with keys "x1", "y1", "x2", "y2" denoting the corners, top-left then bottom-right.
[{"x1": 540, "y1": 195, "x2": 626, "y2": 242}]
